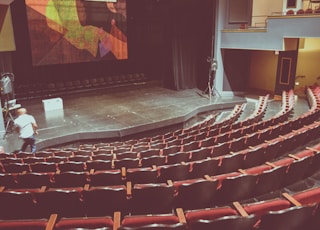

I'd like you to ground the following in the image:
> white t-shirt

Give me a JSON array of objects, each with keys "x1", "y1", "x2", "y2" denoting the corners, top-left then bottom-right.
[{"x1": 14, "y1": 114, "x2": 36, "y2": 138}]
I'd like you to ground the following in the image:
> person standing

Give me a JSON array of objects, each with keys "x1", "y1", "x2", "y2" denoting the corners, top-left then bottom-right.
[{"x1": 14, "y1": 108, "x2": 38, "y2": 153}]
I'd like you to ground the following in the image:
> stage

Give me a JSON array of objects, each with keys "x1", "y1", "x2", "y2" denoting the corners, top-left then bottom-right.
[{"x1": 1, "y1": 83, "x2": 248, "y2": 153}]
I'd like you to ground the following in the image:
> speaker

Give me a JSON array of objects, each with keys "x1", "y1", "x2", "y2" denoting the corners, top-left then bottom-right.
[{"x1": 0, "y1": 76, "x2": 12, "y2": 94}]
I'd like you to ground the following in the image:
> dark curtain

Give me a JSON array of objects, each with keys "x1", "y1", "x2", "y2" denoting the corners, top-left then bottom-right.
[
  {"x1": 170, "y1": 0, "x2": 215, "y2": 90},
  {"x1": 127, "y1": 0, "x2": 215, "y2": 91}
]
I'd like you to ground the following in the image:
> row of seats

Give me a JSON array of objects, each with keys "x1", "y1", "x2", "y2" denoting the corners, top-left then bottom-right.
[
  {"x1": 1, "y1": 185, "x2": 320, "y2": 229},
  {"x1": 232, "y1": 94, "x2": 269, "y2": 127},
  {"x1": 0, "y1": 114, "x2": 312, "y2": 164},
  {"x1": 286, "y1": 8, "x2": 320, "y2": 15},
  {"x1": 15, "y1": 73, "x2": 148, "y2": 100},
  {"x1": 1, "y1": 117, "x2": 319, "y2": 187},
  {"x1": 0, "y1": 141, "x2": 318, "y2": 192},
  {"x1": 1, "y1": 138, "x2": 320, "y2": 221},
  {"x1": 0, "y1": 119, "x2": 302, "y2": 167}
]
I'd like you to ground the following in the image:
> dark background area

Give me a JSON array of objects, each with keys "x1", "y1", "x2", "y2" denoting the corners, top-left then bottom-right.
[{"x1": 10, "y1": 0, "x2": 215, "y2": 92}]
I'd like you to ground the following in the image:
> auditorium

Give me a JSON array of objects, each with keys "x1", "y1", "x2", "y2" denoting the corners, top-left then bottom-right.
[{"x1": 0, "y1": 0, "x2": 320, "y2": 229}]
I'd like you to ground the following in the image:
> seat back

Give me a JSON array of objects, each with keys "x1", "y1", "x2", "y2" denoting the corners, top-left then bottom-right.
[
  {"x1": 282, "y1": 156, "x2": 313, "y2": 186},
  {"x1": 52, "y1": 171, "x2": 89, "y2": 188},
  {"x1": 167, "y1": 152, "x2": 190, "y2": 164},
  {"x1": 30, "y1": 162, "x2": 57, "y2": 173},
  {"x1": 253, "y1": 166, "x2": 287, "y2": 197},
  {"x1": 16, "y1": 172, "x2": 52, "y2": 188},
  {"x1": 185, "y1": 206, "x2": 238, "y2": 224},
  {"x1": 131, "y1": 183, "x2": 175, "y2": 214},
  {"x1": 190, "y1": 214, "x2": 258, "y2": 230},
  {"x1": 0, "y1": 191, "x2": 39, "y2": 219},
  {"x1": 214, "y1": 174, "x2": 257, "y2": 205},
  {"x1": 158, "y1": 164, "x2": 190, "y2": 183},
  {"x1": 190, "y1": 158, "x2": 219, "y2": 178},
  {"x1": 216, "y1": 153, "x2": 245, "y2": 175},
  {"x1": 82, "y1": 185, "x2": 128, "y2": 216},
  {"x1": 34, "y1": 188, "x2": 84, "y2": 218},
  {"x1": 113, "y1": 158, "x2": 140, "y2": 169},
  {"x1": 126, "y1": 167, "x2": 158, "y2": 185},
  {"x1": 3, "y1": 163, "x2": 30, "y2": 173},
  {"x1": 86, "y1": 160, "x2": 113, "y2": 171},
  {"x1": 57, "y1": 161, "x2": 85, "y2": 172},
  {"x1": 140, "y1": 155, "x2": 166, "y2": 167},
  {"x1": 0, "y1": 173, "x2": 17, "y2": 188},
  {"x1": 258, "y1": 204, "x2": 317, "y2": 230},
  {"x1": 174, "y1": 179, "x2": 219, "y2": 210},
  {"x1": 89, "y1": 169, "x2": 124, "y2": 186}
]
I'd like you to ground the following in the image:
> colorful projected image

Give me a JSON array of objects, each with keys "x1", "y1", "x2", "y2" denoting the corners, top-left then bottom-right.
[{"x1": 25, "y1": 0, "x2": 128, "y2": 66}]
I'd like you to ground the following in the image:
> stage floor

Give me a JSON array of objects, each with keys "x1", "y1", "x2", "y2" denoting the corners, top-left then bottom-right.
[{"x1": 0, "y1": 83, "x2": 309, "y2": 153}]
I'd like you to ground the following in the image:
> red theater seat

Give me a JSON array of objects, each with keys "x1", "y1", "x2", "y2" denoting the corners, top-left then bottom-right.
[
  {"x1": 82, "y1": 185, "x2": 128, "y2": 217},
  {"x1": 126, "y1": 167, "x2": 158, "y2": 185},
  {"x1": 189, "y1": 214, "x2": 258, "y2": 230},
  {"x1": 130, "y1": 183, "x2": 175, "y2": 214},
  {"x1": 214, "y1": 174, "x2": 257, "y2": 205},
  {"x1": 173, "y1": 178, "x2": 219, "y2": 210},
  {"x1": 184, "y1": 206, "x2": 238, "y2": 224},
  {"x1": 120, "y1": 208, "x2": 184, "y2": 228},
  {"x1": 34, "y1": 188, "x2": 85, "y2": 218},
  {"x1": 54, "y1": 215, "x2": 116, "y2": 230},
  {"x1": 89, "y1": 169, "x2": 124, "y2": 186},
  {"x1": 242, "y1": 198, "x2": 291, "y2": 218},
  {"x1": 189, "y1": 158, "x2": 219, "y2": 178},
  {"x1": 292, "y1": 187, "x2": 320, "y2": 205},
  {"x1": 0, "y1": 215, "x2": 56, "y2": 230},
  {"x1": 257, "y1": 204, "x2": 318, "y2": 230}
]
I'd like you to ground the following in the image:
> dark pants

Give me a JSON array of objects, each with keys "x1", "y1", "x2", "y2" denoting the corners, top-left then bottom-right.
[{"x1": 21, "y1": 135, "x2": 36, "y2": 153}]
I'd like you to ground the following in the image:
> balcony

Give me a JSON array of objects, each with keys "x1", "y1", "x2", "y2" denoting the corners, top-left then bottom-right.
[{"x1": 220, "y1": 12, "x2": 320, "y2": 51}]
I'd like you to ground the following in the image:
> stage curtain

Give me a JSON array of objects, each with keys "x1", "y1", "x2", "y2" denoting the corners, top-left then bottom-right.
[{"x1": 171, "y1": 0, "x2": 214, "y2": 90}]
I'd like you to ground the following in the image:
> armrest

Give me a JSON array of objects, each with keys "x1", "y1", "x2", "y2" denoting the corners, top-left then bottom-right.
[
  {"x1": 121, "y1": 167, "x2": 126, "y2": 178},
  {"x1": 45, "y1": 214, "x2": 58, "y2": 230},
  {"x1": 126, "y1": 181, "x2": 132, "y2": 197},
  {"x1": 175, "y1": 208, "x2": 187, "y2": 224},
  {"x1": 40, "y1": 186, "x2": 47, "y2": 192},
  {"x1": 233, "y1": 201, "x2": 249, "y2": 217},
  {"x1": 282, "y1": 192, "x2": 302, "y2": 207},
  {"x1": 288, "y1": 154, "x2": 301, "y2": 160},
  {"x1": 265, "y1": 161, "x2": 277, "y2": 168},
  {"x1": 204, "y1": 175, "x2": 213, "y2": 181},
  {"x1": 83, "y1": 184, "x2": 90, "y2": 191},
  {"x1": 113, "y1": 211, "x2": 121, "y2": 230},
  {"x1": 306, "y1": 147, "x2": 320, "y2": 153}
]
